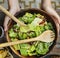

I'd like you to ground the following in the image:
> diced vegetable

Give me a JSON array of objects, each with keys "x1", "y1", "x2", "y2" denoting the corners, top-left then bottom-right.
[
  {"x1": 20, "y1": 49, "x2": 28, "y2": 56},
  {"x1": 9, "y1": 29, "x2": 17, "y2": 38},
  {"x1": 36, "y1": 42, "x2": 50, "y2": 55},
  {"x1": 19, "y1": 44, "x2": 30, "y2": 56},
  {"x1": 8, "y1": 13, "x2": 54, "y2": 56}
]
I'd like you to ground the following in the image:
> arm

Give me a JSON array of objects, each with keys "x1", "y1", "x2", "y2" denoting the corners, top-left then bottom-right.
[
  {"x1": 4, "y1": 0, "x2": 20, "y2": 31},
  {"x1": 41, "y1": 0, "x2": 60, "y2": 25}
]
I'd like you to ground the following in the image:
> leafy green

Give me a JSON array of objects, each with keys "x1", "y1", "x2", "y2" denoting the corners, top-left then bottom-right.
[
  {"x1": 27, "y1": 31, "x2": 36, "y2": 38},
  {"x1": 20, "y1": 48, "x2": 28, "y2": 56},
  {"x1": 8, "y1": 13, "x2": 54, "y2": 56},
  {"x1": 19, "y1": 13, "x2": 35, "y2": 24},
  {"x1": 29, "y1": 45, "x2": 35, "y2": 52},
  {"x1": 9, "y1": 29, "x2": 17, "y2": 38},
  {"x1": 36, "y1": 42, "x2": 50, "y2": 55},
  {"x1": 18, "y1": 32, "x2": 27, "y2": 40},
  {"x1": 19, "y1": 44, "x2": 30, "y2": 56}
]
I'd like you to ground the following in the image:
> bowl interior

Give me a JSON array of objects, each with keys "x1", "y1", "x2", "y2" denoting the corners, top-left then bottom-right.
[{"x1": 6, "y1": 8, "x2": 58, "y2": 58}]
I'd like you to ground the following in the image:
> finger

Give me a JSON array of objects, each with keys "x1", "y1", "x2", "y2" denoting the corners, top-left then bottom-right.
[
  {"x1": 53, "y1": 17, "x2": 59, "y2": 33},
  {"x1": 4, "y1": 26, "x2": 8, "y2": 32}
]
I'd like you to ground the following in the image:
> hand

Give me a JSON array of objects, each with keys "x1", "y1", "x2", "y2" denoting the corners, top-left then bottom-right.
[
  {"x1": 4, "y1": 8, "x2": 20, "y2": 32},
  {"x1": 4, "y1": 16, "x2": 10, "y2": 32},
  {"x1": 4, "y1": 0, "x2": 20, "y2": 32},
  {"x1": 44, "y1": 7, "x2": 60, "y2": 24},
  {"x1": 41, "y1": 0, "x2": 60, "y2": 32}
]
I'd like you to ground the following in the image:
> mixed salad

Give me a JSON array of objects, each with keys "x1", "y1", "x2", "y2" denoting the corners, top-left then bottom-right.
[{"x1": 9, "y1": 13, "x2": 54, "y2": 56}]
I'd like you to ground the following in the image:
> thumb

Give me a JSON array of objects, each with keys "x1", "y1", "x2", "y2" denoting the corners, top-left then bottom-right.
[{"x1": 4, "y1": 26, "x2": 8, "y2": 32}]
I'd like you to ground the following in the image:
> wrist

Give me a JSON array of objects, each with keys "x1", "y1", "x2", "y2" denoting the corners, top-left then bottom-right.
[
  {"x1": 42, "y1": 7, "x2": 60, "y2": 24},
  {"x1": 9, "y1": 0, "x2": 20, "y2": 12},
  {"x1": 9, "y1": 7, "x2": 20, "y2": 15},
  {"x1": 42, "y1": 4, "x2": 52, "y2": 11}
]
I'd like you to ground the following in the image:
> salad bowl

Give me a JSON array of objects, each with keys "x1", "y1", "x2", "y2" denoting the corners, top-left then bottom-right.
[{"x1": 5, "y1": 8, "x2": 58, "y2": 58}]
